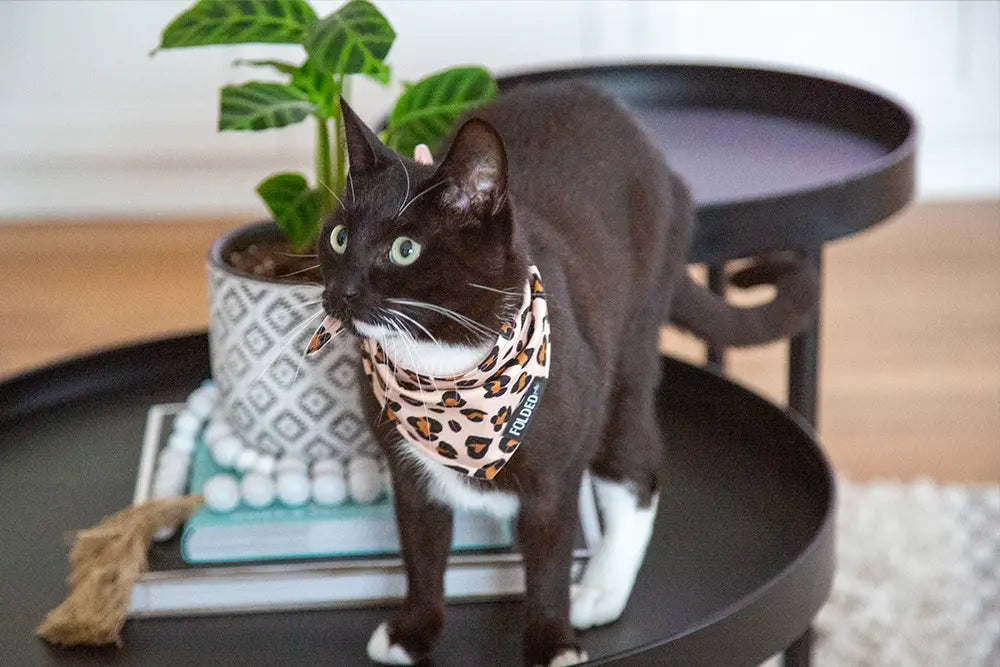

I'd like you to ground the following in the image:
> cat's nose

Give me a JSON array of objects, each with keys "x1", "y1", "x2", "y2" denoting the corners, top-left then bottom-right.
[{"x1": 342, "y1": 282, "x2": 361, "y2": 301}]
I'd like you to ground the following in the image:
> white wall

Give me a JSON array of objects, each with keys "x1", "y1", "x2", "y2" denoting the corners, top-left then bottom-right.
[{"x1": 0, "y1": 0, "x2": 997, "y2": 220}]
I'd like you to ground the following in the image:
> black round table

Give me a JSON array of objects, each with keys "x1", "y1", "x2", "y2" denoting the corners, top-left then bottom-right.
[
  {"x1": 1, "y1": 63, "x2": 915, "y2": 666},
  {"x1": 1, "y1": 335, "x2": 833, "y2": 666}
]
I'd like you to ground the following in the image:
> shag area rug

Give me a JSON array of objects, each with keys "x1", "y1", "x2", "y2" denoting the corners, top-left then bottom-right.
[{"x1": 767, "y1": 478, "x2": 999, "y2": 666}]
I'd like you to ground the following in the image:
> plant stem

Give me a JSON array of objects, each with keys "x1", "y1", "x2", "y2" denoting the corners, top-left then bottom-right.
[{"x1": 316, "y1": 115, "x2": 333, "y2": 212}]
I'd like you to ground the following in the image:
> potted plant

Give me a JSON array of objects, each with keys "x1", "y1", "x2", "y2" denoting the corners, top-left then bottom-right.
[{"x1": 154, "y1": 0, "x2": 497, "y2": 466}]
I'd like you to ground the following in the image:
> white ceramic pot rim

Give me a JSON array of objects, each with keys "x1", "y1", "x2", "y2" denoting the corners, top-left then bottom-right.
[{"x1": 208, "y1": 221, "x2": 322, "y2": 286}]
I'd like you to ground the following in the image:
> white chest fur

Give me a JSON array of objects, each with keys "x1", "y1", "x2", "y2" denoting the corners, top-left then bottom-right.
[{"x1": 395, "y1": 440, "x2": 520, "y2": 519}]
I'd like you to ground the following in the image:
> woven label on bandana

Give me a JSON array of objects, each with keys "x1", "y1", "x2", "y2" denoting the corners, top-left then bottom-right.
[{"x1": 306, "y1": 267, "x2": 550, "y2": 480}]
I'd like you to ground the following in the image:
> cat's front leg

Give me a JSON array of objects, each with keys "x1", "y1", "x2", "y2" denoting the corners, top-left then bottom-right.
[
  {"x1": 518, "y1": 482, "x2": 589, "y2": 667},
  {"x1": 367, "y1": 454, "x2": 453, "y2": 665}
]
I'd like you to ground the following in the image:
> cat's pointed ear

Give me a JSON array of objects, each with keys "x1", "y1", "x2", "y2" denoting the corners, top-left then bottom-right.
[
  {"x1": 433, "y1": 118, "x2": 508, "y2": 219},
  {"x1": 340, "y1": 97, "x2": 390, "y2": 172}
]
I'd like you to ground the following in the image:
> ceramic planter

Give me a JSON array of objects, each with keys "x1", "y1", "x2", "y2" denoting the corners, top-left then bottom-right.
[{"x1": 207, "y1": 222, "x2": 376, "y2": 462}]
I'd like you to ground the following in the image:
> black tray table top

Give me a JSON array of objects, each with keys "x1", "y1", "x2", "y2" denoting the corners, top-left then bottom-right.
[
  {"x1": 0, "y1": 335, "x2": 833, "y2": 666},
  {"x1": 0, "y1": 62, "x2": 917, "y2": 665},
  {"x1": 500, "y1": 63, "x2": 916, "y2": 264}
]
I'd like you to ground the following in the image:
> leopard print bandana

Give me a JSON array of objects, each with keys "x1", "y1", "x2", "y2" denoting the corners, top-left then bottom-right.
[{"x1": 307, "y1": 267, "x2": 550, "y2": 480}]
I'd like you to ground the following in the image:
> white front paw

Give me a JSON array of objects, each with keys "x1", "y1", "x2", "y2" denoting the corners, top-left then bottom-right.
[
  {"x1": 545, "y1": 647, "x2": 589, "y2": 667},
  {"x1": 570, "y1": 583, "x2": 628, "y2": 630},
  {"x1": 366, "y1": 622, "x2": 414, "y2": 665}
]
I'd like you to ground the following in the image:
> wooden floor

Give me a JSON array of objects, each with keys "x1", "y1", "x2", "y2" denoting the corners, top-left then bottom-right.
[{"x1": 1, "y1": 201, "x2": 997, "y2": 482}]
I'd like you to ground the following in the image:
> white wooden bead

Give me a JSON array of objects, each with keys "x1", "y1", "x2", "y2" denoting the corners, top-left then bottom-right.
[
  {"x1": 234, "y1": 449, "x2": 260, "y2": 473},
  {"x1": 312, "y1": 458, "x2": 344, "y2": 477},
  {"x1": 312, "y1": 473, "x2": 348, "y2": 506},
  {"x1": 158, "y1": 446, "x2": 190, "y2": 467},
  {"x1": 253, "y1": 454, "x2": 276, "y2": 476},
  {"x1": 155, "y1": 461, "x2": 187, "y2": 489},
  {"x1": 210, "y1": 435, "x2": 243, "y2": 468},
  {"x1": 276, "y1": 471, "x2": 310, "y2": 506},
  {"x1": 151, "y1": 479, "x2": 179, "y2": 500},
  {"x1": 240, "y1": 472, "x2": 276, "y2": 508},
  {"x1": 276, "y1": 456, "x2": 308, "y2": 475},
  {"x1": 348, "y1": 456, "x2": 382, "y2": 505},
  {"x1": 204, "y1": 474, "x2": 240, "y2": 512},
  {"x1": 203, "y1": 419, "x2": 232, "y2": 445},
  {"x1": 172, "y1": 410, "x2": 201, "y2": 435},
  {"x1": 200, "y1": 383, "x2": 220, "y2": 403},
  {"x1": 152, "y1": 525, "x2": 178, "y2": 542},
  {"x1": 167, "y1": 430, "x2": 196, "y2": 454},
  {"x1": 186, "y1": 392, "x2": 214, "y2": 419}
]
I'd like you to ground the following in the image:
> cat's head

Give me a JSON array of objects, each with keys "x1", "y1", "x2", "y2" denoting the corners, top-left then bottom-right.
[{"x1": 318, "y1": 99, "x2": 525, "y2": 347}]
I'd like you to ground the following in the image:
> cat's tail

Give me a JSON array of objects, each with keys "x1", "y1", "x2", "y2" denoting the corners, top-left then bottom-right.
[{"x1": 670, "y1": 254, "x2": 819, "y2": 346}]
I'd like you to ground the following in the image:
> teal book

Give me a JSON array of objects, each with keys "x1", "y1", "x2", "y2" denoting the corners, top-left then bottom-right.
[{"x1": 181, "y1": 437, "x2": 514, "y2": 564}]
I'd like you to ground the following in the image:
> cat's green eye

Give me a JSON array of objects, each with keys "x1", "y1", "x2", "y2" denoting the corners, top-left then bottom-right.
[
  {"x1": 389, "y1": 236, "x2": 421, "y2": 266},
  {"x1": 330, "y1": 225, "x2": 348, "y2": 254}
]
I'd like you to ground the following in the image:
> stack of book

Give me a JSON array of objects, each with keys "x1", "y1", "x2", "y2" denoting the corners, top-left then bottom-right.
[{"x1": 128, "y1": 405, "x2": 601, "y2": 617}]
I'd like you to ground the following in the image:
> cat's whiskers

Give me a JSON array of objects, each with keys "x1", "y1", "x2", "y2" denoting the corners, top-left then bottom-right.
[
  {"x1": 291, "y1": 322, "x2": 344, "y2": 386},
  {"x1": 276, "y1": 264, "x2": 321, "y2": 279},
  {"x1": 384, "y1": 307, "x2": 436, "y2": 344},
  {"x1": 398, "y1": 181, "x2": 446, "y2": 218},
  {"x1": 348, "y1": 171, "x2": 356, "y2": 203},
  {"x1": 367, "y1": 312, "x2": 395, "y2": 428},
  {"x1": 387, "y1": 315, "x2": 434, "y2": 427},
  {"x1": 229, "y1": 299, "x2": 324, "y2": 352},
  {"x1": 468, "y1": 283, "x2": 520, "y2": 296},
  {"x1": 315, "y1": 177, "x2": 343, "y2": 207},
  {"x1": 276, "y1": 252, "x2": 318, "y2": 258},
  {"x1": 388, "y1": 298, "x2": 497, "y2": 339},
  {"x1": 394, "y1": 153, "x2": 411, "y2": 217},
  {"x1": 248, "y1": 310, "x2": 324, "y2": 391},
  {"x1": 384, "y1": 309, "x2": 443, "y2": 393}
]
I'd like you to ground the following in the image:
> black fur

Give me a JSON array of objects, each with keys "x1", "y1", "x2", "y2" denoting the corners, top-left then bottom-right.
[{"x1": 319, "y1": 85, "x2": 816, "y2": 665}]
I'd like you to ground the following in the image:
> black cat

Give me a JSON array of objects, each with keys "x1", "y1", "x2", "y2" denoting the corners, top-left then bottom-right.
[{"x1": 317, "y1": 84, "x2": 815, "y2": 666}]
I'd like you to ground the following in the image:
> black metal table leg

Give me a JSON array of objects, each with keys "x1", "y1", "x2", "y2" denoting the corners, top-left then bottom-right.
[
  {"x1": 706, "y1": 263, "x2": 727, "y2": 371},
  {"x1": 783, "y1": 627, "x2": 814, "y2": 667},
  {"x1": 783, "y1": 248, "x2": 823, "y2": 666},
  {"x1": 787, "y1": 249, "x2": 823, "y2": 425}
]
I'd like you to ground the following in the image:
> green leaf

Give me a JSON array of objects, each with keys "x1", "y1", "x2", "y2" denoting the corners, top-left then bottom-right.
[
  {"x1": 386, "y1": 66, "x2": 497, "y2": 157},
  {"x1": 257, "y1": 173, "x2": 324, "y2": 251},
  {"x1": 304, "y1": 0, "x2": 394, "y2": 83},
  {"x1": 219, "y1": 82, "x2": 318, "y2": 131},
  {"x1": 157, "y1": 0, "x2": 317, "y2": 50},
  {"x1": 235, "y1": 58, "x2": 338, "y2": 118}
]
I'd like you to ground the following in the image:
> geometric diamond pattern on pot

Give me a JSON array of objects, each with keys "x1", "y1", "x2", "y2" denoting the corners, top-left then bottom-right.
[
  {"x1": 244, "y1": 323, "x2": 274, "y2": 357},
  {"x1": 299, "y1": 385, "x2": 335, "y2": 420},
  {"x1": 229, "y1": 398, "x2": 254, "y2": 432},
  {"x1": 211, "y1": 308, "x2": 230, "y2": 342},
  {"x1": 327, "y1": 355, "x2": 358, "y2": 390},
  {"x1": 240, "y1": 281, "x2": 269, "y2": 304},
  {"x1": 330, "y1": 412, "x2": 366, "y2": 446},
  {"x1": 207, "y1": 252, "x2": 372, "y2": 463},
  {"x1": 264, "y1": 296, "x2": 305, "y2": 336},
  {"x1": 253, "y1": 430, "x2": 284, "y2": 456},
  {"x1": 268, "y1": 354, "x2": 301, "y2": 389},
  {"x1": 304, "y1": 436, "x2": 336, "y2": 461},
  {"x1": 213, "y1": 364, "x2": 233, "y2": 395},
  {"x1": 273, "y1": 409, "x2": 308, "y2": 442},
  {"x1": 222, "y1": 286, "x2": 249, "y2": 324},
  {"x1": 247, "y1": 381, "x2": 277, "y2": 413},
  {"x1": 224, "y1": 345, "x2": 252, "y2": 379}
]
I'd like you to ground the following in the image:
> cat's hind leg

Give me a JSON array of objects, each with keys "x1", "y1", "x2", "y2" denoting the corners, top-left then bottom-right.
[
  {"x1": 571, "y1": 327, "x2": 663, "y2": 631},
  {"x1": 570, "y1": 476, "x2": 659, "y2": 630}
]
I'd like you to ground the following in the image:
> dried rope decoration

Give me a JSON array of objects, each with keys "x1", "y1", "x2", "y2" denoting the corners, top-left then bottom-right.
[{"x1": 37, "y1": 495, "x2": 204, "y2": 646}]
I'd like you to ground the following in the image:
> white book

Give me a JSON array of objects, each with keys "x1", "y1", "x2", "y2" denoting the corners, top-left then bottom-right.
[{"x1": 128, "y1": 404, "x2": 601, "y2": 618}]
